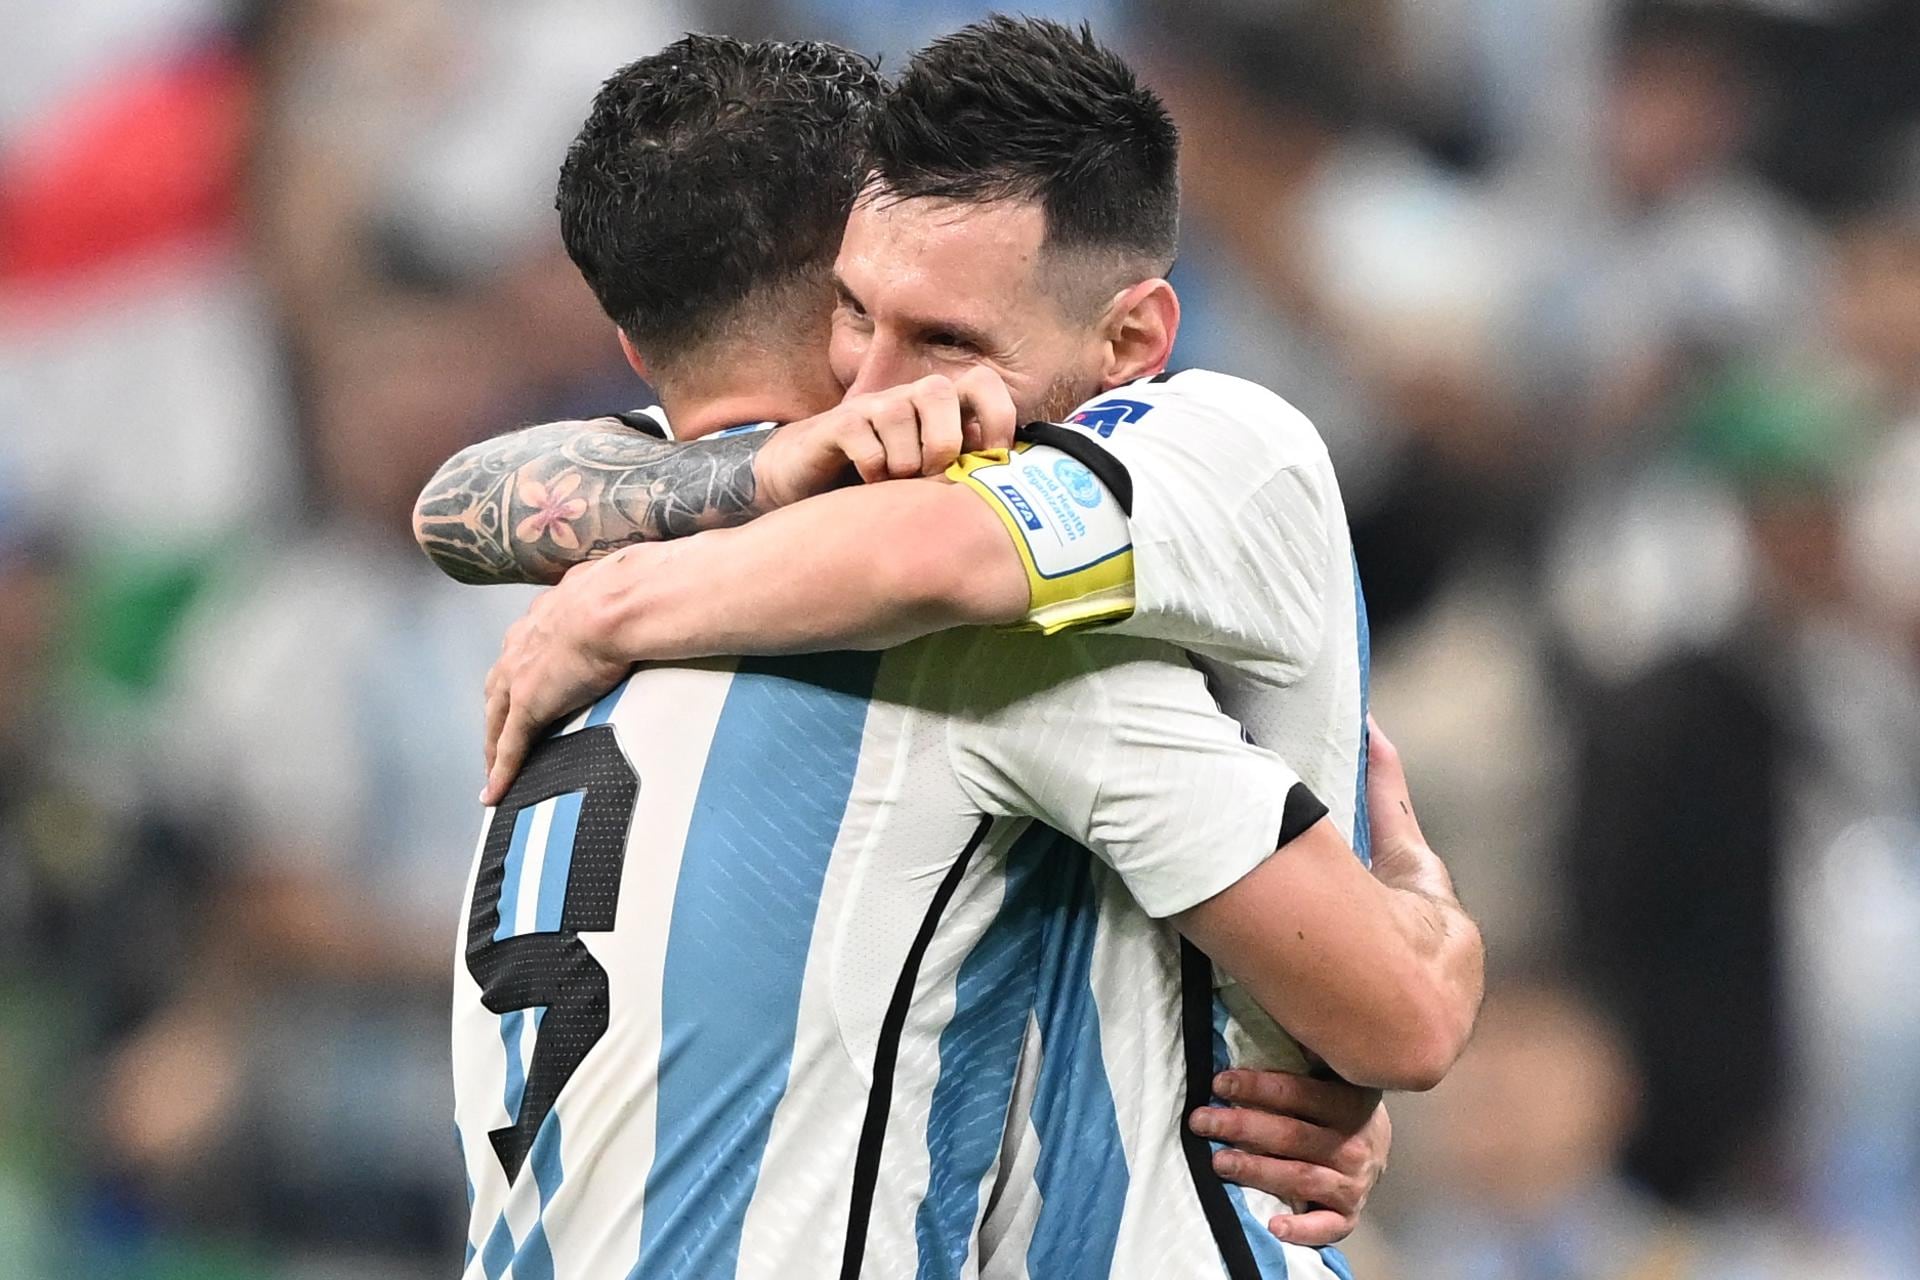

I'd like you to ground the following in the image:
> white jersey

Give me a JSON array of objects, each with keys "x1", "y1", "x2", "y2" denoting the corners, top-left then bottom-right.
[
  {"x1": 951, "y1": 368, "x2": 1371, "y2": 1280},
  {"x1": 452, "y1": 628, "x2": 1305, "y2": 1280}
]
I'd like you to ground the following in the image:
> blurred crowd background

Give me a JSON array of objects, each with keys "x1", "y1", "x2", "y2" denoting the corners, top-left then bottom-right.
[{"x1": 2, "y1": 0, "x2": 1916, "y2": 1276}]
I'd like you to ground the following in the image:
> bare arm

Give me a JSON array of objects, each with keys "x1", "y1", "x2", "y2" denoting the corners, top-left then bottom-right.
[
  {"x1": 411, "y1": 419, "x2": 773, "y2": 586},
  {"x1": 414, "y1": 371, "x2": 1020, "y2": 587},
  {"x1": 1174, "y1": 730, "x2": 1483, "y2": 1093},
  {"x1": 577, "y1": 478, "x2": 1028, "y2": 659}
]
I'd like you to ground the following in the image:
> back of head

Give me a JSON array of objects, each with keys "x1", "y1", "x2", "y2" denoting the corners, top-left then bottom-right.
[
  {"x1": 869, "y1": 15, "x2": 1180, "y2": 305},
  {"x1": 557, "y1": 35, "x2": 883, "y2": 377}
]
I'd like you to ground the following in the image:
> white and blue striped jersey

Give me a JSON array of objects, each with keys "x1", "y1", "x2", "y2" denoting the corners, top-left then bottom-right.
[
  {"x1": 953, "y1": 369, "x2": 1373, "y2": 1280},
  {"x1": 451, "y1": 626, "x2": 1307, "y2": 1280}
]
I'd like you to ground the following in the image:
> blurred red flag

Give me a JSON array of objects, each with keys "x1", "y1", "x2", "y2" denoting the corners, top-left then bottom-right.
[{"x1": 0, "y1": 41, "x2": 252, "y2": 285}]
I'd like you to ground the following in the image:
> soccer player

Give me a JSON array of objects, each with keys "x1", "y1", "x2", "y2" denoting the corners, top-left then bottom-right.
[{"x1": 433, "y1": 28, "x2": 1479, "y2": 1280}]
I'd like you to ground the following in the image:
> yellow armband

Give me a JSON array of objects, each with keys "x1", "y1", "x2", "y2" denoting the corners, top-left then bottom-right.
[{"x1": 948, "y1": 443, "x2": 1135, "y2": 634}]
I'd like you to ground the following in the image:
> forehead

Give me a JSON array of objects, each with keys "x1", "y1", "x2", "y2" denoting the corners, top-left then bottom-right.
[{"x1": 838, "y1": 194, "x2": 1048, "y2": 308}]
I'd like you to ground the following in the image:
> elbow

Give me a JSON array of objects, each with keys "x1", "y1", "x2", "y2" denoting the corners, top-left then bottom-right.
[
  {"x1": 409, "y1": 473, "x2": 445, "y2": 560},
  {"x1": 1375, "y1": 1004, "x2": 1471, "y2": 1092},
  {"x1": 1358, "y1": 907, "x2": 1486, "y2": 1092},
  {"x1": 1326, "y1": 957, "x2": 1483, "y2": 1092},
  {"x1": 411, "y1": 449, "x2": 546, "y2": 585},
  {"x1": 1322, "y1": 998, "x2": 1470, "y2": 1093},
  {"x1": 410, "y1": 453, "x2": 481, "y2": 580}
]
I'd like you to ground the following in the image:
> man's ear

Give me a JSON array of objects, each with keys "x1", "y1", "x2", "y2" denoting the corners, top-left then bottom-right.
[
  {"x1": 1098, "y1": 278, "x2": 1180, "y2": 388},
  {"x1": 617, "y1": 329, "x2": 650, "y2": 380}
]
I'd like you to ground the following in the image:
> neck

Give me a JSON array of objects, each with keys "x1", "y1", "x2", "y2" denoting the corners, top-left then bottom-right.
[
  {"x1": 652, "y1": 337, "x2": 840, "y2": 443},
  {"x1": 661, "y1": 387, "x2": 823, "y2": 440}
]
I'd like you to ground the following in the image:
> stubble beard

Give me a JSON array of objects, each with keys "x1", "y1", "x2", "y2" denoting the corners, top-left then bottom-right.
[{"x1": 1028, "y1": 371, "x2": 1104, "y2": 425}]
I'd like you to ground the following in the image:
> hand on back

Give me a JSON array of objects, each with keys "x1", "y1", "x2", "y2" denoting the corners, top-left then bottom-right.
[{"x1": 1191, "y1": 1070, "x2": 1389, "y2": 1246}]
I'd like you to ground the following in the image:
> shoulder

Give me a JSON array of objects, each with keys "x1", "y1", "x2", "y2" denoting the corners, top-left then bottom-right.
[{"x1": 1063, "y1": 369, "x2": 1330, "y2": 474}]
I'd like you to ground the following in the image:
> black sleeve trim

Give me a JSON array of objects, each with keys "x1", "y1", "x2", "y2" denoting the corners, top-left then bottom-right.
[
  {"x1": 610, "y1": 410, "x2": 667, "y2": 439},
  {"x1": 1015, "y1": 420, "x2": 1134, "y2": 516},
  {"x1": 1277, "y1": 782, "x2": 1329, "y2": 848}
]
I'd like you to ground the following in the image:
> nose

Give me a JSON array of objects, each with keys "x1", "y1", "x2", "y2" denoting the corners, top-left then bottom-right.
[{"x1": 845, "y1": 334, "x2": 925, "y2": 397}]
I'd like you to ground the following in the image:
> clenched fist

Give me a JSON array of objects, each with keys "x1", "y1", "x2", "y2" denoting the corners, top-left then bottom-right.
[{"x1": 752, "y1": 368, "x2": 1018, "y2": 510}]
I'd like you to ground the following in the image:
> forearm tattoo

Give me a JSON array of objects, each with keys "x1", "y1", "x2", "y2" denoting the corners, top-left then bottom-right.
[{"x1": 413, "y1": 419, "x2": 772, "y2": 584}]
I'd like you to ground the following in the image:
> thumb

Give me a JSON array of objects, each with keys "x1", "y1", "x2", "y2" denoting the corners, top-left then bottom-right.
[{"x1": 1365, "y1": 715, "x2": 1424, "y2": 849}]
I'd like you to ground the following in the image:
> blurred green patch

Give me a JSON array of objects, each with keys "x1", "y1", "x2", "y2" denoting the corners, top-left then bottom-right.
[
  {"x1": 68, "y1": 541, "x2": 231, "y2": 704},
  {"x1": 1680, "y1": 360, "x2": 1871, "y2": 497}
]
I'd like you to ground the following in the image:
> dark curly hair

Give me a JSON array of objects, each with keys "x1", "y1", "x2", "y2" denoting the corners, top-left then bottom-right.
[{"x1": 557, "y1": 35, "x2": 884, "y2": 367}]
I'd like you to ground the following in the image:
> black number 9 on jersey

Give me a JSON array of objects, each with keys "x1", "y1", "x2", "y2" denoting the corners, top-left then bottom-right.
[{"x1": 464, "y1": 726, "x2": 638, "y2": 1181}]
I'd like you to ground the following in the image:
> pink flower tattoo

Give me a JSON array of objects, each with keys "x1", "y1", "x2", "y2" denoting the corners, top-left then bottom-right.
[{"x1": 513, "y1": 471, "x2": 589, "y2": 550}]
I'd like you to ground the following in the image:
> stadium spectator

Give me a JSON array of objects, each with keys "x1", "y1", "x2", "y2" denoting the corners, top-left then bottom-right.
[
  {"x1": 106, "y1": 304, "x2": 538, "y2": 1270},
  {"x1": 6, "y1": 0, "x2": 1918, "y2": 1271},
  {"x1": 1370, "y1": 971, "x2": 1874, "y2": 1279}
]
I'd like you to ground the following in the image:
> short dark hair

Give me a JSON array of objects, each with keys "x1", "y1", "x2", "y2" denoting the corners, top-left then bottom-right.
[
  {"x1": 869, "y1": 16, "x2": 1180, "y2": 272},
  {"x1": 557, "y1": 35, "x2": 883, "y2": 365}
]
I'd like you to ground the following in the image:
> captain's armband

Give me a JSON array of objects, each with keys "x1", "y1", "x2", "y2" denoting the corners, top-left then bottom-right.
[{"x1": 947, "y1": 426, "x2": 1135, "y2": 634}]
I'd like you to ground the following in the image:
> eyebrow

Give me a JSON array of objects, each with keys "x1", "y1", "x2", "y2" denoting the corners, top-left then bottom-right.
[{"x1": 835, "y1": 273, "x2": 995, "y2": 349}]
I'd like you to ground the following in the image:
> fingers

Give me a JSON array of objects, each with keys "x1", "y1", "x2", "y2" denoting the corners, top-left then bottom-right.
[
  {"x1": 1214, "y1": 1070, "x2": 1381, "y2": 1132},
  {"x1": 1191, "y1": 1105, "x2": 1341, "y2": 1165},
  {"x1": 1209, "y1": 1149, "x2": 1354, "y2": 1216},
  {"x1": 841, "y1": 423, "x2": 892, "y2": 486},
  {"x1": 483, "y1": 678, "x2": 508, "y2": 780},
  {"x1": 863, "y1": 391, "x2": 923, "y2": 481},
  {"x1": 1267, "y1": 1207, "x2": 1358, "y2": 1248},
  {"x1": 483, "y1": 645, "x2": 518, "y2": 780},
  {"x1": 954, "y1": 366, "x2": 1017, "y2": 451},
  {"x1": 485, "y1": 709, "x2": 533, "y2": 807},
  {"x1": 907, "y1": 376, "x2": 963, "y2": 475},
  {"x1": 484, "y1": 609, "x2": 543, "y2": 786},
  {"x1": 837, "y1": 370, "x2": 1017, "y2": 485}
]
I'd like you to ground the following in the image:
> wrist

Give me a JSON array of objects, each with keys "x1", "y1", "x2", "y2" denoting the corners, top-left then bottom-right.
[
  {"x1": 749, "y1": 431, "x2": 815, "y2": 514},
  {"x1": 583, "y1": 543, "x2": 689, "y2": 664},
  {"x1": 1374, "y1": 839, "x2": 1458, "y2": 903},
  {"x1": 748, "y1": 449, "x2": 789, "y2": 513}
]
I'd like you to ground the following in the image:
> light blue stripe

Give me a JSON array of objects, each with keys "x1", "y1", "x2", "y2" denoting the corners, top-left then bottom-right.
[
  {"x1": 493, "y1": 805, "x2": 539, "y2": 942},
  {"x1": 480, "y1": 1210, "x2": 514, "y2": 1280},
  {"x1": 585, "y1": 680, "x2": 628, "y2": 727},
  {"x1": 463, "y1": 1162, "x2": 477, "y2": 1268},
  {"x1": 913, "y1": 826, "x2": 1055, "y2": 1278},
  {"x1": 1351, "y1": 557, "x2": 1372, "y2": 869},
  {"x1": 629, "y1": 652, "x2": 879, "y2": 1279},
  {"x1": 534, "y1": 791, "x2": 585, "y2": 933},
  {"x1": 499, "y1": 1008, "x2": 529, "y2": 1124},
  {"x1": 508, "y1": 1113, "x2": 567, "y2": 1280},
  {"x1": 1024, "y1": 851, "x2": 1128, "y2": 1277},
  {"x1": 1320, "y1": 1245, "x2": 1356, "y2": 1280},
  {"x1": 1213, "y1": 999, "x2": 1289, "y2": 1277},
  {"x1": 469, "y1": 1115, "x2": 567, "y2": 1280}
]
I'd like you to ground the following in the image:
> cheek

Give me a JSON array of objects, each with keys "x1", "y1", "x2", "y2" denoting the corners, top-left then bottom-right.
[{"x1": 1007, "y1": 342, "x2": 1106, "y2": 421}]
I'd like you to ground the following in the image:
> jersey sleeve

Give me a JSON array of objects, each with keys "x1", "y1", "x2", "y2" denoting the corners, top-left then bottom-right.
[
  {"x1": 1039, "y1": 371, "x2": 1338, "y2": 677},
  {"x1": 945, "y1": 631, "x2": 1326, "y2": 918},
  {"x1": 946, "y1": 434, "x2": 1136, "y2": 634}
]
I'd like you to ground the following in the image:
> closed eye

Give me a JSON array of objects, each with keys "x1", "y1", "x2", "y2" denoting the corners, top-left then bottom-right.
[{"x1": 833, "y1": 278, "x2": 869, "y2": 321}]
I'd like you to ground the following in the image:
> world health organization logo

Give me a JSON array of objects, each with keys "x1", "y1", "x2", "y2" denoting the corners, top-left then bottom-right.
[{"x1": 1054, "y1": 459, "x2": 1103, "y2": 509}]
